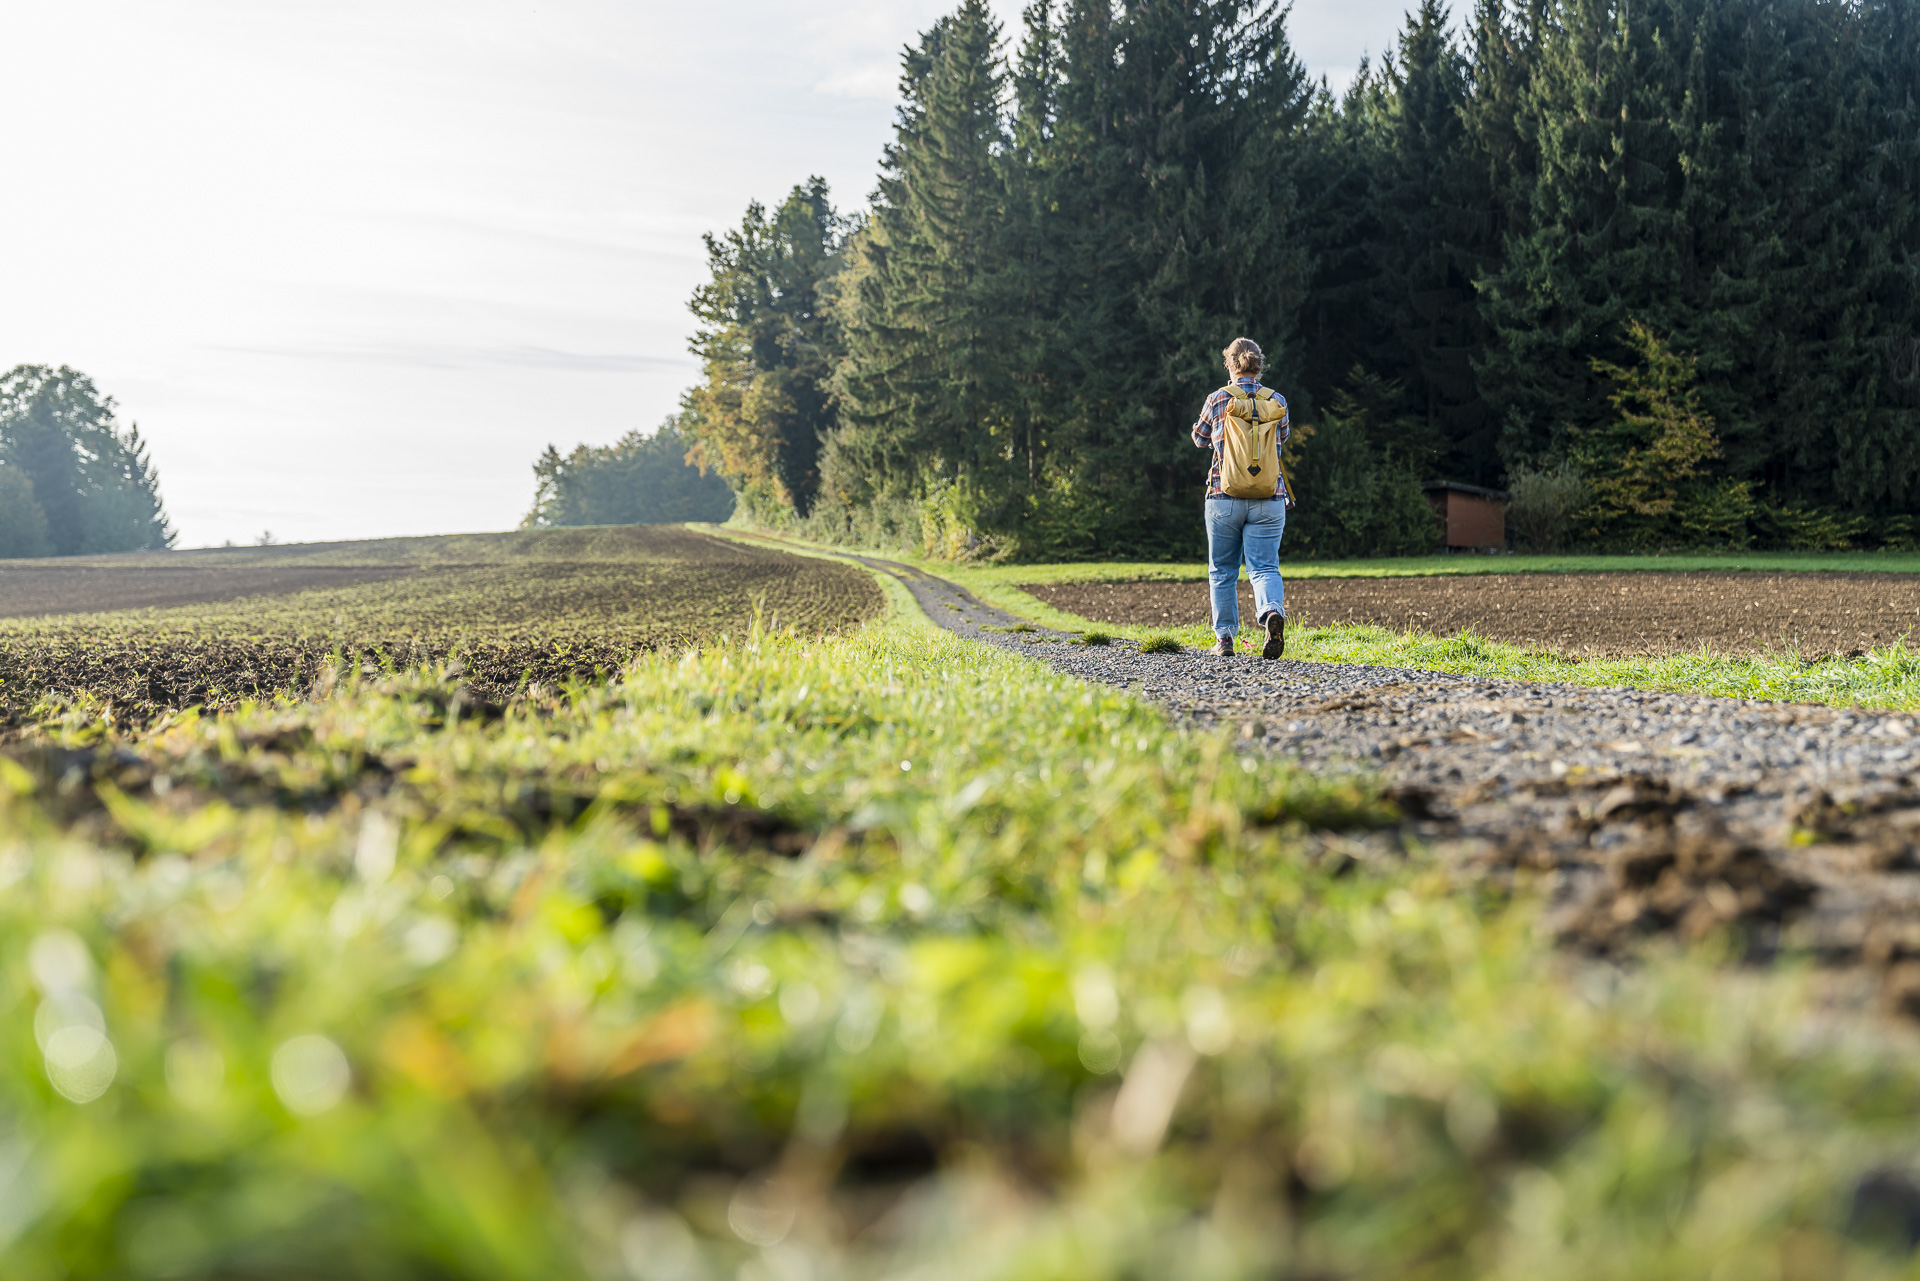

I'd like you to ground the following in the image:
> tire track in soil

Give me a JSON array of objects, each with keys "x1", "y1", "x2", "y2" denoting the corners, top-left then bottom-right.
[{"x1": 854, "y1": 552, "x2": 1920, "y2": 1014}]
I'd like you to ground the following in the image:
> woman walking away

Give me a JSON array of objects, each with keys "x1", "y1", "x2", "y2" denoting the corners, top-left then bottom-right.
[{"x1": 1191, "y1": 337, "x2": 1292, "y2": 658}]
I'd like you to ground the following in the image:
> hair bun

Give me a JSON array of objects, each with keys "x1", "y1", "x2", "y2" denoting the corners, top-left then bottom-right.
[{"x1": 1222, "y1": 336, "x2": 1263, "y2": 376}]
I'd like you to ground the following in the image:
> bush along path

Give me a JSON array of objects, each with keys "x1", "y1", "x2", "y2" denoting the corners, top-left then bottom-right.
[{"x1": 857, "y1": 551, "x2": 1920, "y2": 1014}]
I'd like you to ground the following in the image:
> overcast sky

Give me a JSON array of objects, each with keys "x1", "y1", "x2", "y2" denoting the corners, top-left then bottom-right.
[{"x1": 2, "y1": 0, "x2": 1417, "y2": 548}]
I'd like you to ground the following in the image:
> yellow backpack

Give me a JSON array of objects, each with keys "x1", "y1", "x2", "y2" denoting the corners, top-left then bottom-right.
[{"x1": 1219, "y1": 385, "x2": 1287, "y2": 499}]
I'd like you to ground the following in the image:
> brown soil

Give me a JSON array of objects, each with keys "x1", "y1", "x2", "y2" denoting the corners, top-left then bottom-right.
[
  {"x1": 0, "y1": 528, "x2": 884, "y2": 727},
  {"x1": 0, "y1": 563, "x2": 419, "y2": 620},
  {"x1": 1021, "y1": 571, "x2": 1920, "y2": 656}
]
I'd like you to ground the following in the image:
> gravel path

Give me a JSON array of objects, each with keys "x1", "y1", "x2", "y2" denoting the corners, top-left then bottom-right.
[{"x1": 859, "y1": 553, "x2": 1920, "y2": 1008}]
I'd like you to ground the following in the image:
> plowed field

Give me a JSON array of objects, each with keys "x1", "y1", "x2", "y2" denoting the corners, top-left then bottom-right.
[
  {"x1": 1023, "y1": 570, "x2": 1920, "y2": 655},
  {"x1": 0, "y1": 562, "x2": 422, "y2": 619},
  {"x1": 1, "y1": 526, "x2": 881, "y2": 727}
]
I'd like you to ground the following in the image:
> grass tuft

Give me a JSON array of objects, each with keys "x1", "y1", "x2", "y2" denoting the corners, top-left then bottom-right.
[
  {"x1": 1139, "y1": 633, "x2": 1183, "y2": 654},
  {"x1": 1079, "y1": 630, "x2": 1114, "y2": 646}
]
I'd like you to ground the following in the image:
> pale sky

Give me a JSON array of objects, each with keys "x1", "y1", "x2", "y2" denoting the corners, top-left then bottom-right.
[{"x1": 2, "y1": 0, "x2": 1412, "y2": 548}]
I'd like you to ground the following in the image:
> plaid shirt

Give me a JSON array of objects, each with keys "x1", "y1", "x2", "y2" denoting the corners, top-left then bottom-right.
[{"x1": 1192, "y1": 377, "x2": 1292, "y2": 502}]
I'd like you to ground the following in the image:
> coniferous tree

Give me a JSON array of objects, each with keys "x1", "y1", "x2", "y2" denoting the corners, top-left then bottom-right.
[
  {"x1": 80, "y1": 424, "x2": 174, "y2": 555},
  {"x1": 1476, "y1": 0, "x2": 1699, "y2": 464},
  {"x1": 829, "y1": 0, "x2": 1019, "y2": 544},
  {"x1": 1011, "y1": 0, "x2": 1315, "y2": 555},
  {"x1": 1284, "y1": 377, "x2": 1441, "y2": 556},
  {"x1": 1294, "y1": 65, "x2": 1390, "y2": 417},
  {"x1": 1477, "y1": 0, "x2": 1920, "y2": 525},
  {"x1": 1765, "y1": 0, "x2": 1920, "y2": 513},
  {"x1": 1573, "y1": 320, "x2": 1751, "y2": 547},
  {"x1": 1460, "y1": 0, "x2": 1547, "y2": 259},
  {"x1": 1300, "y1": 3, "x2": 1507, "y2": 487},
  {"x1": 1372, "y1": 0, "x2": 1490, "y2": 482}
]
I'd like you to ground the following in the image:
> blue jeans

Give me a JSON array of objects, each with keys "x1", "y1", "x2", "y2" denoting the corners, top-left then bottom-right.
[{"x1": 1205, "y1": 497, "x2": 1285, "y2": 638}]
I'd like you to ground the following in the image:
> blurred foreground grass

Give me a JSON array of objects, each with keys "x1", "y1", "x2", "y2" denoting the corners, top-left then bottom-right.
[{"x1": 5, "y1": 574, "x2": 1920, "y2": 1276}]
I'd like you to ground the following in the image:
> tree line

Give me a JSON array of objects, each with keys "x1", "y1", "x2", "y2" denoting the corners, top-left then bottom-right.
[
  {"x1": 660, "y1": 0, "x2": 1918, "y2": 559},
  {"x1": 0, "y1": 365, "x2": 174, "y2": 559},
  {"x1": 521, "y1": 418, "x2": 734, "y2": 530}
]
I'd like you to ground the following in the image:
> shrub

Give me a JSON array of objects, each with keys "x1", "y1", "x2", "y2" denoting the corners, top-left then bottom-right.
[
  {"x1": 1875, "y1": 516, "x2": 1920, "y2": 552},
  {"x1": 1752, "y1": 500, "x2": 1870, "y2": 551},
  {"x1": 1283, "y1": 379, "x2": 1441, "y2": 559},
  {"x1": 1505, "y1": 460, "x2": 1590, "y2": 552},
  {"x1": 1572, "y1": 322, "x2": 1754, "y2": 549}
]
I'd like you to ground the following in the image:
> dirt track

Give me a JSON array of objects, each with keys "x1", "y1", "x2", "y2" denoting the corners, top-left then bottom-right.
[{"x1": 1024, "y1": 571, "x2": 1920, "y2": 656}]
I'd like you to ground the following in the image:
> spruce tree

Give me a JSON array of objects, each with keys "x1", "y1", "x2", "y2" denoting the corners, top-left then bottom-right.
[
  {"x1": 1298, "y1": 4, "x2": 1512, "y2": 488},
  {"x1": 1793, "y1": 0, "x2": 1920, "y2": 513},
  {"x1": 82, "y1": 423, "x2": 175, "y2": 554},
  {"x1": 1459, "y1": 0, "x2": 1547, "y2": 254},
  {"x1": 1575, "y1": 320, "x2": 1750, "y2": 547},
  {"x1": 1022, "y1": 0, "x2": 1314, "y2": 555},
  {"x1": 1371, "y1": 0, "x2": 1491, "y2": 483},
  {"x1": 704, "y1": 0, "x2": 1920, "y2": 556},
  {"x1": 1295, "y1": 64, "x2": 1392, "y2": 425},
  {"x1": 1475, "y1": 0, "x2": 1920, "y2": 523},
  {"x1": 830, "y1": 0, "x2": 1018, "y2": 541},
  {"x1": 1475, "y1": 0, "x2": 1701, "y2": 464}
]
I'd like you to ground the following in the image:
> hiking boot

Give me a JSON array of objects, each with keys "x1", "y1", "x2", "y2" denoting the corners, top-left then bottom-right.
[
  {"x1": 1261, "y1": 612, "x2": 1285, "y2": 660},
  {"x1": 1212, "y1": 636, "x2": 1234, "y2": 657}
]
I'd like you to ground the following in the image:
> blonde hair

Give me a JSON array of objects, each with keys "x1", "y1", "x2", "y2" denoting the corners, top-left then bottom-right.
[{"x1": 1223, "y1": 337, "x2": 1264, "y2": 378}]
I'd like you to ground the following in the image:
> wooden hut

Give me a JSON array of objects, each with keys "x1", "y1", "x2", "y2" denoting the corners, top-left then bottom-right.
[{"x1": 1423, "y1": 481, "x2": 1509, "y2": 551}]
